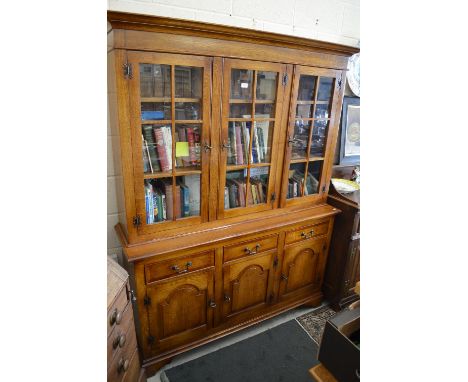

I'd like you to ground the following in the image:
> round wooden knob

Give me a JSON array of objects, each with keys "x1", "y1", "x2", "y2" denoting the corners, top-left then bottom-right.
[
  {"x1": 115, "y1": 311, "x2": 122, "y2": 325},
  {"x1": 109, "y1": 309, "x2": 118, "y2": 326},
  {"x1": 117, "y1": 358, "x2": 129, "y2": 373},
  {"x1": 118, "y1": 334, "x2": 126, "y2": 348}
]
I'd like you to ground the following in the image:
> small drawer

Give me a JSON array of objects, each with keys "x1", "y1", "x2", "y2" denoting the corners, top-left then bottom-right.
[
  {"x1": 145, "y1": 250, "x2": 214, "y2": 284},
  {"x1": 223, "y1": 234, "x2": 278, "y2": 263},
  {"x1": 108, "y1": 325, "x2": 138, "y2": 382},
  {"x1": 107, "y1": 303, "x2": 134, "y2": 365},
  {"x1": 108, "y1": 285, "x2": 129, "y2": 337},
  {"x1": 285, "y1": 221, "x2": 329, "y2": 245},
  {"x1": 121, "y1": 346, "x2": 140, "y2": 382}
]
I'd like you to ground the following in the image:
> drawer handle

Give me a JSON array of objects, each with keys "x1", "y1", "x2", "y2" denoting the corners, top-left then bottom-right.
[
  {"x1": 109, "y1": 308, "x2": 122, "y2": 326},
  {"x1": 281, "y1": 274, "x2": 288, "y2": 281},
  {"x1": 171, "y1": 261, "x2": 193, "y2": 274},
  {"x1": 117, "y1": 357, "x2": 129, "y2": 373},
  {"x1": 112, "y1": 333, "x2": 126, "y2": 349},
  {"x1": 224, "y1": 294, "x2": 231, "y2": 303},
  {"x1": 301, "y1": 230, "x2": 314, "y2": 239},
  {"x1": 244, "y1": 244, "x2": 261, "y2": 255},
  {"x1": 208, "y1": 299, "x2": 217, "y2": 308}
]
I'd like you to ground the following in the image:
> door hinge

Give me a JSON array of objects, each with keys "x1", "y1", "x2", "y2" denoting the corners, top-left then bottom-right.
[
  {"x1": 273, "y1": 256, "x2": 278, "y2": 268},
  {"x1": 271, "y1": 192, "x2": 276, "y2": 204},
  {"x1": 123, "y1": 62, "x2": 133, "y2": 79},
  {"x1": 147, "y1": 335, "x2": 155, "y2": 345},
  {"x1": 337, "y1": 73, "x2": 343, "y2": 90},
  {"x1": 133, "y1": 215, "x2": 141, "y2": 227},
  {"x1": 128, "y1": 290, "x2": 137, "y2": 303},
  {"x1": 282, "y1": 73, "x2": 288, "y2": 86},
  {"x1": 321, "y1": 185, "x2": 326, "y2": 193},
  {"x1": 144, "y1": 295, "x2": 151, "y2": 306}
]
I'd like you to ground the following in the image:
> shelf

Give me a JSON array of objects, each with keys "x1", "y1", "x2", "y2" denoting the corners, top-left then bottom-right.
[
  {"x1": 141, "y1": 97, "x2": 201, "y2": 103},
  {"x1": 229, "y1": 99, "x2": 274, "y2": 104},
  {"x1": 229, "y1": 99, "x2": 252, "y2": 104},
  {"x1": 294, "y1": 117, "x2": 331, "y2": 122},
  {"x1": 290, "y1": 158, "x2": 307, "y2": 164},
  {"x1": 309, "y1": 156, "x2": 324, "y2": 162},
  {"x1": 226, "y1": 164, "x2": 248, "y2": 171},
  {"x1": 250, "y1": 162, "x2": 271, "y2": 168},
  {"x1": 175, "y1": 168, "x2": 202, "y2": 176},
  {"x1": 296, "y1": 100, "x2": 330, "y2": 105},
  {"x1": 227, "y1": 117, "x2": 274, "y2": 122},
  {"x1": 143, "y1": 171, "x2": 173, "y2": 179},
  {"x1": 141, "y1": 119, "x2": 203, "y2": 124},
  {"x1": 174, "y1": 120, "x2": 203, "y2": 124}
]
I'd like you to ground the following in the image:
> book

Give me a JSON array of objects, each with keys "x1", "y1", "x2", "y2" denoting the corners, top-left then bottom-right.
[
  {"x1": 153, "y1": 127, "x2": 170, "y2": 172},
  {"x1": 174, "y1": 131, "x2": 183, "y2": 168},
  {"x1": 187, "y1": 127, "x2": 197, "y2": 165},
  {"x1": 256, "y1": 127, "x2": 265, "y2": 162},
  {"x1": 241, "y1": 122, "x2": 251, "y2": 163},
  {"x1": 142, "y1": 125, "x2": 161, "y2": 172},
  {"x1": 228, "y1": 181, "x2": 238, "y2": 208},
  {"x1": 152, "y1": 191, "x2": 160, "y2": 222},
  {"x1": 230, "y1": 125, "x2": 238, "y2": 164},
  {"x1": 142, "y1": 135, "x2": 151, "y2": 173},
  {"x1": 177, "y1": 126, "x2": 191, "y2": 166},
  {"x1": 256, "y1": 180, "x2": 265, "y2": 203},
  {"x1": 234, "y1": 124, "x2": 244, "y2": 165},
  {"x1": 232, "y1": 180, "x2": 245, "y2": 207},
  {"x1": 180, "y1": 183, "x2": 190, "y2": 217},
  {"x1": 161, "y1": 193, "x2": 167, "y2": 220},
  {"x1": 174, "y1": 184, "x2": 182, "y2": 218},
  {"x1": 252, "y1": 127, "x2": 259, "y2": 163},
  {"x1": 145, "y1": 182, "x2": 154, "y2": 224},
  {"x1": 162, "y1": 126, "x2": 173, "y2": 171},
  {"x1": 162, "y1": 180, "x2": 173, "y2": 220},
  {"x1": 251, "y1": 183, "x2": 258, "y2": 204},
  {"x1": 184, "y1": 174, "x2": 200, "y2": 216},
  {"x1": 224, "y1": 186, "x2": 230, "y2": 209}
]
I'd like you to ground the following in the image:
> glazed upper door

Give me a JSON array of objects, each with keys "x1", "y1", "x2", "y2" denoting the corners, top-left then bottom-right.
[
  {"x1": 280, "y1": 66, "x2": 344, "y2": 206},
  {"x1": 127, "y1": 51, "x2": 212, "y2": 235},
  {"x1": 218, "y1": 59, "x2": 289, "y2": 219}
]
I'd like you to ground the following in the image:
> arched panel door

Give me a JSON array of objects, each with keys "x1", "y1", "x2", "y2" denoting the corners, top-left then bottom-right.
[
  {"x1": 145, "y1": 269, "x2": 214, "y2": 356},
  {"x1": 279, "y1": 238, "x2": 326, "y2": 301},
  {"x1": 222, "y1": 251, "x2": 276, "y2": 322}
]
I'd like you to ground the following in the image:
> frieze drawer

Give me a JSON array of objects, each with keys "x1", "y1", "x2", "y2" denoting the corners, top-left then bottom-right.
[
  {"x1": 223, "y1": 234, "x2": 278, "y2": 263},
  {"x1": 285, "y1": 221, "x2": 329, "y2": 245}
]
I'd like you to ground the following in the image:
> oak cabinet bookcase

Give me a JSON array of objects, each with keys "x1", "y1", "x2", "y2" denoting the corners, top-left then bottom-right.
[{"x1": 108, "y1": 11, "x2": 359, "y2": 376}]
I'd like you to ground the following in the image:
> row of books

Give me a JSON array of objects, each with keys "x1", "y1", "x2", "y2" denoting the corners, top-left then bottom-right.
[
  {"x1": 144, "y1": 178, "x2": 199, "y2": 224},
  {"x1": 224, "y1": 178, "x2": 267, "y2": 209},
  {"x1": 287, "y1": 172, "x2": 319, "y2": 199},
  {"x1": 142, "y1": 125, "x2": 200, "y2": 173},
  {"x1": 227, "y1": 118, "x2": 269, "y2": 165}
]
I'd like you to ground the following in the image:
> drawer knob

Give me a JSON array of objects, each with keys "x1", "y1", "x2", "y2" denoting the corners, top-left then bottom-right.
[
  {"x1": 109, "y1": 308, "x2": 122, "y2": 326},
  {"x1": 245, "y1": 244, "x2": 261, "y2": 255},
  {"x1": 170, "y1": 261, "x2": 193, "y2": 274},
  {"x1": 113, "y1": 333, "x2": 126, "y2": 349},
  {"x1": 208, "y1": 299, "x2": 217, "y2": 308},
  {"x1": 117, "y1": 358, "x2": 129, "y2": 373},
  {"x1": 224, "y1": 294, "x2": 231, "y2": 303},
  {"x1": 301, "y1": 230, "x2": 314, "y2": 239}
]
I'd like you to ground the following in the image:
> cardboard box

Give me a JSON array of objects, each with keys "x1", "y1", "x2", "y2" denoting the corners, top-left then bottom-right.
[{"x1": 318, "y1": 307, "x2": 360, "y2": 381}]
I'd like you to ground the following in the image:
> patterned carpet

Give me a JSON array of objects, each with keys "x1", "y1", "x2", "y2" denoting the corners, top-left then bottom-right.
[{"x1": 295, "y1": 305, "x2": 337, "y2": 345}]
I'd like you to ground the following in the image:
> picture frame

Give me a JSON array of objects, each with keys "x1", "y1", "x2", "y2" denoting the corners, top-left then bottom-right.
[{"x1": 339, "y1": 96, "x2": 360, "y2": 165}]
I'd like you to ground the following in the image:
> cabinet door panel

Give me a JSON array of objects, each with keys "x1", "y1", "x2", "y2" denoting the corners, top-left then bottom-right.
[
  {"x1": 127, "y1": 51, "x2": 212, "y2": 235},
  {"x1": 146, "y1": 269, "x2": 214, "y2": 354},
  {"x1": 222, "y1": 251, "x2": 275, "y2": 321},
  {"x1": 218, "y1": 59, "x2": 289, "y2": 218},
  {"x1": 279, "y1": 239, "x2": 326, "y2": 301},
  {"x1": 281, "y1": 66, "x2": 345, "y2": 207}
]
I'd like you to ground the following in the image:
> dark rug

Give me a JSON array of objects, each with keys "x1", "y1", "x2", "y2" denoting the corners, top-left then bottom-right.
[
  {"x1": 295, "y1": 305, "x2": 337, "y2": 345},
  {"x1": 163, "y1": 320, "x2": 319, "y2": 382}
]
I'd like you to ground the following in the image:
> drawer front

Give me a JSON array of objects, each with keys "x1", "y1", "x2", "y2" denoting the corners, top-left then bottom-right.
[
  {"x1": 107, "y1": 302, "x2": 134, "y2": 365},
  {"x1": 108, "y1": 284, "x2": 129, "y2": 337},
  {"x1": 223, "y1": 234, "x2": 278, "y2": 263},
  {"x1": 108, "y1": 324, "x2": 138, "y2": 382},
  {"x1": 145, "y1": 250, "x2": 214, "y2": 284},
  {"x1": 285, "y1": 221, "x2": 329, "y2": 245},
  {"x1": 121, "y1": 346, "x2": 140, "y2": 382}
]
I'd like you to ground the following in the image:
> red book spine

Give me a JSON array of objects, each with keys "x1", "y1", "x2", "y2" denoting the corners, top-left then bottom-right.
[
  {"x1": 153, "y1": 127, "x2": 169, "y2": 172},
  {"x1": 187, "y1": 127, "x2": 196, "y2": 165},
  {"x1": 235, "y1": 124, "x2": 244, "y2": 165}
]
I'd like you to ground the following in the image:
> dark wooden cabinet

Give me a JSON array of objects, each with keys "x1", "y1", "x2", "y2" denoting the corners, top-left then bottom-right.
[
  {"x1": 323, "y1": 182, "x2": 360, "y2": 309},
  {"x1": 108, "y1": 10, "x2": 358, "y2": 376}
]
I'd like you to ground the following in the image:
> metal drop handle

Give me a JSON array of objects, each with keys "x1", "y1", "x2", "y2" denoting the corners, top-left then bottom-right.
[
  {"x1": 171, "y1": 261, "x2": 193, "y2": 274},
  {"x1": 224, "y1": 294, "x2": 231, "y2": 303},
  {"x1": 301, "y1": 230, "x2": 314, "y2": 239},
  {"x1": 204, "y1": 142, "x2": 212, "y2": 152},
  {"x1": 209, "y1": 299, "x2": 217, "y2": 308},
  {"x1": 245, "y1": 244, "x2": 261, "y2": 255},
  {"x1": 222, "y1": 141, "x2": 231, "y2": 150}
]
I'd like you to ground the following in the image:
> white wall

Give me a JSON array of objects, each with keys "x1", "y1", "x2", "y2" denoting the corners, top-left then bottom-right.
[{"x1": 107, "y1": 0, "x2": 360, "y2": 259}]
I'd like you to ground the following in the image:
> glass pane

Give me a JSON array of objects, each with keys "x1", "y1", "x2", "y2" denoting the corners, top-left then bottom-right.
[
  {"x1": 226, "y1": 121, "x2": 250, "y2": 165},
  {"x1": 229, "y1": 103, "x2": 252, "y2": 118},
  {"x1": 225, "y1": 170, "x2": 246, "y2": 209},
  {"x1": 255, "y1": 103, "x2": 275, "y2": 118},
  {"x1": 175, "y1": 124, "x2": 201, "y2": 170},
  {"x1": 305, "y1": 161, "x2": 323, "y2": 196},
  {"x1": 175, "y1": 102, "x2": 201, "y2": 120},
  {"x1": 298, "y1": 75, "x2": 317, "y2": 101},
  {"x1": 291, "y1": 120, "x2": 311, "y2": 160},
  {"x1": 175, "y1": 66, "x2": 202, "y2": 99},
  {"x1": 142, "y1": 124, "x2": 172, "y2": 173},
  {"x1": 144, "y1": 178, "x2": 172, "y2": 224},
  {"x1": 230, "y1": 69, "x2": 253, "y2": 100},
  {"x1": 141, "y1": 102, "x2": 171, "y2": 121},
  {"x1": 296, "y1": 103, "x2": 313, "y2": 118},
  {"x1": 176, "y1": 175, "x2": 201, "y2": 218},
  {"x1": 139, "y1": 64, "x2": 171, "y2": 98},
  {"x1": 314, "y1": 103, "x2": 331, "y2": 119},
  {"x1": 287, "y1": 162, "x2": 306, "y2": 199},
  {"x1": 252, "y1": 121, "x2": 273, "y2": 164},
  {"x1": 310, "y1": 120, "x2": 328, "y2": 158},
  {"x1": 248, "y1": 166, "x2": 269, "y2": 206},
  {"x1": 256, "y1": 71, "x2": 277, "y2": 101},
  {"x1": 317, "y1": 77, "x2": 334, "y2": 102}
]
